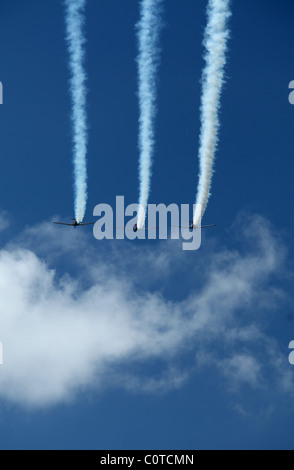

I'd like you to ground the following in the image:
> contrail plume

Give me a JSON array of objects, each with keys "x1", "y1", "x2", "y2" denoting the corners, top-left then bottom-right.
[
  {"x1": 64, "y1": 0, "x2": 88, "y2": 223},
  {"x1": 136, "y1": 0, "x2": 163, "y2": 229},
  {"x1": 193, "y1": 0, "x2": 231, "y2": 226}
]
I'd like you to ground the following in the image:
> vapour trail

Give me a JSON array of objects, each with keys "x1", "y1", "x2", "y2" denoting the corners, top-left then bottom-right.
[
  {"x1": 193, "y1": 0, "x2": 231, "y2": 226},
  {"x1": 136, "y1": 0, "x2": 163, "y2": 229},
  {"x1": 64, "y1": 0, "x2": 88, "y2": 223}
]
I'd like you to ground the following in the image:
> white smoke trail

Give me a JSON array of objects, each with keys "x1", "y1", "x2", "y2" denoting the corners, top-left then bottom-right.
[
  {"x1": 64, "y1": 0, "x2": 88, "y2": 224},
  {"x1": 136, "y1": 0, "x2": 163, "y2": 229},
  {"x1": 193, "y1": 0, "x2": 231, "y2": 226}
]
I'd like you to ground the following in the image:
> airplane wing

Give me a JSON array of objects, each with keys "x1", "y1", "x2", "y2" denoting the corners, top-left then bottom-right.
[
  {"x1": 53, "y1": 222, "x2": 74, "y2": 226},
  {"x1": 173, "y1": 224, "x2": 216, "y2": 229},
  {"x1": 128, "y1": 224, "x2": 217, "y2": 231},
  {"x1": 79, "y1": 222, "x2": 95, "y2": 226}
]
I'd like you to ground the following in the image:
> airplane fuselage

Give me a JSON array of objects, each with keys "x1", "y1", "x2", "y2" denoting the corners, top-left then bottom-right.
[{"x1": 53, "y1": 218, "x2": 95, "y2": 227}]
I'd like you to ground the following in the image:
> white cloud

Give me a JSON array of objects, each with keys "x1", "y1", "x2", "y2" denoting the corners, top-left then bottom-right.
[
  {"x1": 220, "y1": 354, "x2": 262, "y2": 387},
  {"x1": 0, "y1": 210, "x2": 10, "y2": 233},
  {"x1": 0, "y1": 213, "x2": 292, "y2": 408}
]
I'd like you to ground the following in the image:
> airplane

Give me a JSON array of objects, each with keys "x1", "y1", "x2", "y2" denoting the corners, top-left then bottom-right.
[
  {"x1": 53, "y1": 218, "x2": 95, "y2": 228},
  {"x1": 133, "y1": 221, "x2": 216, "y2": 232}
]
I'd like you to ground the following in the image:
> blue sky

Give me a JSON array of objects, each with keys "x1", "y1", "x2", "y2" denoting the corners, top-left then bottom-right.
[{"x1": 0, "y1": 0, "x2": 293, "y2": 450}]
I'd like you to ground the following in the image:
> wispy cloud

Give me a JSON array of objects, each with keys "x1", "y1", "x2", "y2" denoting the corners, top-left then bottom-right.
[
  {"x1": 0, "y1": 210, "x2": 10, "y2": 233},
  {"x1": 0, "y1": 213, "x2": 292, "y2": 408}
]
